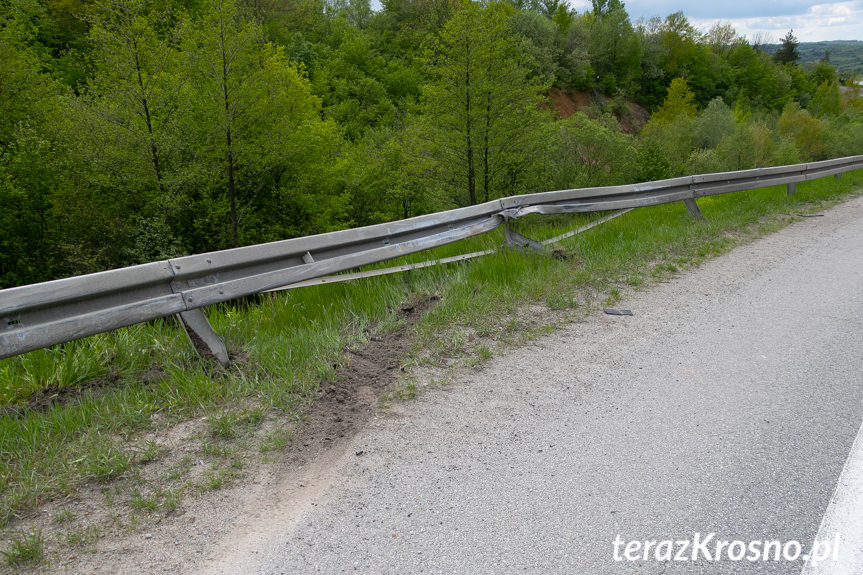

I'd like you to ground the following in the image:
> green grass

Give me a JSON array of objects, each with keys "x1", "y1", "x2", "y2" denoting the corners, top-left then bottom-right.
[
  {"x1": 0, "y1": 170, "x2": 861, "y2": 543},
  {"x1": 2, "y1": 529, "x2": 45, "y2": 567}
]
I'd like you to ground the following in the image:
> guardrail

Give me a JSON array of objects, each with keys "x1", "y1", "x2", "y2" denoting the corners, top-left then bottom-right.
[{"x1": 2, "y1": 156, "x2": 862, "y2": 364}]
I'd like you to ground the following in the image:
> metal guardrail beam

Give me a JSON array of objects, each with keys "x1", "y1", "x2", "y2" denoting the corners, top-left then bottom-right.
[{"x1": 2, "y1": 156, "x2": 862, "y2": 362}]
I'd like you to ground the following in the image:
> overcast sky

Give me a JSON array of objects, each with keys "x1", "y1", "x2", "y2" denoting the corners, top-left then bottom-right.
[{"x1": 569, "y1": 0, "x2": 863, "y2": 42}]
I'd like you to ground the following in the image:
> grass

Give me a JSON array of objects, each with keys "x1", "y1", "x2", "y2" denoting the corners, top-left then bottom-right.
[
  {"x1": 0, "y1": 170, "x2": 861, "y2": 553},
  {"x1": 2, "y1": 529, "x2": 45, "y2": 567}
]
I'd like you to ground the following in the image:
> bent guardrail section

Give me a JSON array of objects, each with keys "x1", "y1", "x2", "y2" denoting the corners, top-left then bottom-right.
[{"x1": 2, "y1": 156, "x2": 862, "y2": 363}]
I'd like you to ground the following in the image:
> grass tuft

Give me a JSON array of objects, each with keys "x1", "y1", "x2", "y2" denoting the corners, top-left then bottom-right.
[{"x1": 2, "y1": 529, "x2": 45, "y2": 567}]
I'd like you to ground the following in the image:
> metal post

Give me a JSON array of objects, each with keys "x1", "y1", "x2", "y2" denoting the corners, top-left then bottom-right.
[
  {"x1": 683, "y1": 198, "x2": 704, "y2": 219},
  {"x1": 787, "y1": 182, "x2": 797, "y2": 196},
  {"x1": 504, "y1": 223, "x2": 545, "y2": 253},
  {"x1": 177, "y1": 308, "x2": 230, "y2": 366}
]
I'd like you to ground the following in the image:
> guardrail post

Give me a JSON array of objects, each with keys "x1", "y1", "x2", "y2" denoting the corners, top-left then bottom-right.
[
  {"x1": 504, "y1": 223, "x2": 545, "y2": 253},
  {"x1": 787, "y1": 182, "x2": 797, "y2": 196},
  {"x1": 177, "y1": 309, "x2": 230, "y2": 366},
  {"x1": 683, "y1": 198, "x2": 704, "y2": 219}
]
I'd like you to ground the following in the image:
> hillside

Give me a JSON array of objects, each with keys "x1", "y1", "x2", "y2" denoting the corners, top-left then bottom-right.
[
  {"x1": 765, "y1": 40, "x2": 863, "y2": 76},
  {"x1": 547, "y1": 88, "x2": 650, "y2": 134}
]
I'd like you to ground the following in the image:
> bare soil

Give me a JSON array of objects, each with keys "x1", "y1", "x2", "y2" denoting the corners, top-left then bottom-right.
[{"x1": 547, "y1": 87, "x2": 650, "y2": 134}]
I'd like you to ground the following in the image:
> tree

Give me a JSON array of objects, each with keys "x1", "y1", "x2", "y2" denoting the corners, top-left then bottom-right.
[
  {"x1": 559, "y1": 14, "x2": 593, "y2": 89},
  {"x1": 692, "y1": 97, "x2": 735, "y2": 150},
  {"x1": 0, "y1": 6, "x2": 61, "y2": 147},
  {"x1": 509, "y1": 10, "x2": 560, "y2": 85},
  {"x1": 727, "y1": 42, "x2": 792, "y2": 111},
  {"x1": 311, "y1": 30, "x2": 397, "y2": 141},
  {"x1": 660, "y1": 11, "x2": 699, "y2": 78},
  {"x1": 705, "y1": 22, "x2": 740, "y2": 55},
  {"x1": 778, "y1": 102, "x2": 826, "y2": 161},
  {"x1": 810, "y1": 79, "x2": 841, "y2": 117},
  {"x1": 649, "y1": 77, "x2": 697, "y2": 125},
  {"x1": 586, "y1": 0, "x2": 641, "y2": 94},
  {"x1": 66, "y1": 0, "x2": 187, "y2": 262},
  {"x1": 0, "y1": 127, "x2": 63, "y2": 287},
  {"x1": 549, "y1": 112, "x2": 636, "y2": 188},
  {"x1": 183, "y1": 0, "x2": 345, "y2": 248},
  {"x1": 641, "y1": 78, "x2": 699, "y2": 175},
  {"x1": 418, "y1": 1, "x2": 548, "y2": 206},
  {"x1": 774, "y1": 30, "x2": 799, "y2": 65}
]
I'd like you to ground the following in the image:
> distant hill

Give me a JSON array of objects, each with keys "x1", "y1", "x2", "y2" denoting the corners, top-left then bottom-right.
[{"x1": 764, "y1": 40, "x2": 863, "y2": 77}]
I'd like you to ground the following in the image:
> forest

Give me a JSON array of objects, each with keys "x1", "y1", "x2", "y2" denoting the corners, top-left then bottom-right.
[{"x1": 2, "y1": 0, "x2": 863, "y2": 289}]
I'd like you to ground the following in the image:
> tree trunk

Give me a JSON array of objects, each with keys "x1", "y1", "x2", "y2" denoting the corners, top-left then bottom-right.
[{"x1": 465, "y1": 59, "x2": 476, "y2": 205}]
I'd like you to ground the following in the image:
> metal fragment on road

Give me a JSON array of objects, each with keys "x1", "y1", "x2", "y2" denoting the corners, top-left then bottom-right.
[{"x1": 603, "y1": 308, "x2": 633, "y2": 316}]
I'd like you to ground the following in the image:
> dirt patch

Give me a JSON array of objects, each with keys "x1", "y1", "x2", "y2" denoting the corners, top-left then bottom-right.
[
  {"x1": 284, "y1": 295, "x2": 436, "y2": 466},
  {"x1": 547, "y1": 87, "x2": 650, "y2": 134},
  {"x1": 185, "y1": 294, "x2": 442, "y2": 574},
  {"x1": 548, "y1": 87, "x2": 577, "y2": 118},
  {"x1": 0, "y1": 371, "x2": 123, "y2": 418}
]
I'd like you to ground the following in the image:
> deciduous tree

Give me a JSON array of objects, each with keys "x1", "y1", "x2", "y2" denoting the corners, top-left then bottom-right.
[{"x1": 418, "y1": 0, "x2": 548, "y2": 206}]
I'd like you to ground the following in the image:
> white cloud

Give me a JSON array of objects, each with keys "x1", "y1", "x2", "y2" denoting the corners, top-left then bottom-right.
[
  {"x1": 621, "y1": 0, "x2": 818, "y2": 20},
  {"x1": 689, "y1": 1, "x2": 863, "y2": 42},
  {"x1": 567, "y1": 0, "x2": 863, "y2": 42}
]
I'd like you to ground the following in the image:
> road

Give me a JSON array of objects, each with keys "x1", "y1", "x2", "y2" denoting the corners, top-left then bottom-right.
[{"x1": 203, "y1": 195, "x2": 863, "y2": 574}]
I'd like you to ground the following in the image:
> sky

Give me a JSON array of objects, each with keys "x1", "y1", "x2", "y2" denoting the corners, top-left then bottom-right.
[{"x1": 568, "y1": 0, "x2": 863, "y2": 42}]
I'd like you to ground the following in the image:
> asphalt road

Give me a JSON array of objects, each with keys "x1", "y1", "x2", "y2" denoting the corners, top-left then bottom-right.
[{"x1": 205, "y1": 196, "x2": 863, "y2": 575}]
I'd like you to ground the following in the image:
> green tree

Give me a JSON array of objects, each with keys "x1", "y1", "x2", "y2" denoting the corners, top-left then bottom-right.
[
  {"x1": 0, "y1": 6, "x2": 61, "y2": 146},
  {"x1": 548, "y1": 112, "x2": 636, "y2": 188},
  {"x1": 509, "y1": 9, "x2": 560, "y2": 86},
  {"x1": 0, "y1": 127, "x2": 62, "y2": 287},
  {"x1": 727, "y1": 43, "x2": 792, "y2": 111},
  {"x1": 660, "y1": 11, "x2": 699, "y2": 78},
  {"x1": 705, "y1": 22, "x2": 741, "y2": 55},
  {"x1": 716, "y1": 122, "x2": 757, "y2": 170},
  {"x1": 692, "y1": 97, "x2": 735, "y2": 150},
  {"x1": 183, "y1": 0, "x2": 346, "y2": 248},
  {"x1": 418, "y1": 0, "x2": 548, "y2": 206},
  {"x1": 778, "y1": 102, "x2": 826, "y2": 161},
  {"x1": 586, "y1": 0, "x2": 641, "y2": 94},
  {"x1": 810, "y1": 79, "x2": 841, "y2": 117},
  {"x1": 774, "y1": 30, "x2": 799, "y2": 65},
  {"x1": 65, "y1": 0, "x2": 186, "y2": 262},
  {"x1": 559, "y1": 14, "x2": 592, "y2": 89},
  {"x1": 311, "y1": 30, "x2": 397, "y2": 141},
  {"x1": 649, "y1": 77, "x2": 697, "y2": 125}
]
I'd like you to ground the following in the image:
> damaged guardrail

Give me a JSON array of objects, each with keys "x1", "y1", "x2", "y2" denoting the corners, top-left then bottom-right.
[{"x1": 2, "y1": 156, "x2": 862, "y2": 364}]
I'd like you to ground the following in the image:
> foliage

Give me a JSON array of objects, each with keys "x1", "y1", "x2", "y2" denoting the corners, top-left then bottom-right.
[
  {"x1": 649, "y1": 77, "x2": 697, "y2": 125},
  {"x1": 778, "y1": 102, "x2": 827, "y2": 161},
  {"x1": 1, "y1": 0, "x2": 862, "y2": 288},
  {"x1": 548, "y1": 112, "x2": 636, "y2": 188},
  {"x1": 585, "y1": 0, "x2": 640, "y2": 94},
  {"x1": 774, "y1": 30, "x2": 799, "y2": 65},
  {"x1": 416, "y1": 0, "x2": 548, "y2": 207}
]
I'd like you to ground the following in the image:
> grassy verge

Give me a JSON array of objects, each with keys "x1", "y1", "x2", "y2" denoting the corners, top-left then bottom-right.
[{"x1": 1, "y1": 171, "x2": 861, "y2": 564}]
